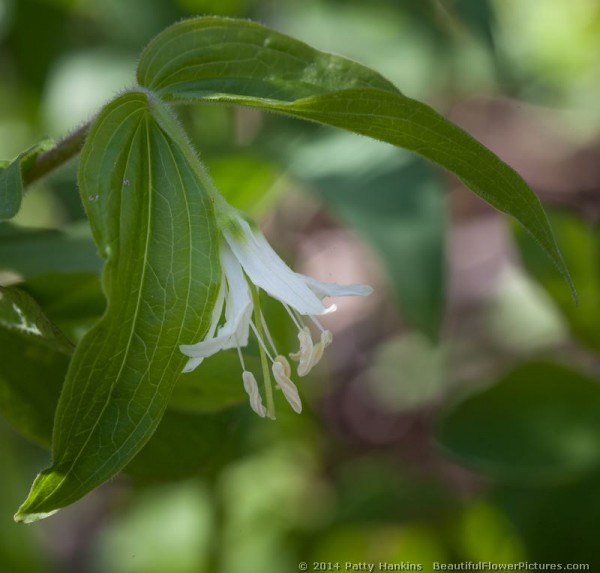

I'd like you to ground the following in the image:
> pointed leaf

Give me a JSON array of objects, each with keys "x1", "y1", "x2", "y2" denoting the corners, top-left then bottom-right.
[
  {"x1": 0, "y1": 223, "x2": 102, "y2": 278},
  {"x1": 0, "y1": 140, "x2": 54, "y2": 221},
  {"x1": 137, "y1": 17, "x2": 572, "y2": 292},
  {"x1": 15, "y1": 92, "x2": 221, "y2": 522},
  {"x1": 0, "y1": 286, "x2": 73, "y2": 445},
  {"x1": 0, "y1": 161, "x2": 22, "y2": 221}
]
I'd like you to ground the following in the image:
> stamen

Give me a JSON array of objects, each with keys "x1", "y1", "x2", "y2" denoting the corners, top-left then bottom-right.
[
  {"x1": 291, "y1": 327, "x2": 316, "y2": 377},
  {"x1": 283, "y1": 302, "x2": 304, "y2": 331},
  {"x1": 272, "y1": 356, "x2": 302, "y2": 414},
  {"x1": 242, "y1": 371, "x2": 267, "y2": 417},
  {"x1": 260, "y1": 312, "x2": 279, "y2": 357},
  {"x1": 308, "y1": 314, "x2": 327, "y2": 333},
  {"x1": 250, "y1": 284, "x2": 276, "y2": 419},
  {"x1": 308, "y1": 330, "x2": 333, "y2": 370},
  {"x1": 235, "y1": 337, "x2": 246, "y2": 371},
  {"x1": 249, "y1": 320, "x2": 274, "y2": 362}
]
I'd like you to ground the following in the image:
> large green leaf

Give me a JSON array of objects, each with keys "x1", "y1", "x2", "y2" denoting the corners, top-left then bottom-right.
[
  {"x1": 15, "y1": 92, "x2": 221, "y2": 522},
  {"x1": 0, "y1": 286, "x2": 73, "y2": 445},
  {"x1": 436, "y1": 361, "x2": 600, "y2": 482},
  {"x1": 0, "y1": 298, "x2": 244, "y2": 484},
  {"x1": 0, "y1": 223, "x2": 102, "y2": 277},
  {"x1": 137, "y1": 16, "x2": 571, "y2": 292}
]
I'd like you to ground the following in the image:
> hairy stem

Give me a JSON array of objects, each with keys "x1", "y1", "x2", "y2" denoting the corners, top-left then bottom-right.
[{"x1": 22, "y1": 122, "x2": 92, "y2": 187}]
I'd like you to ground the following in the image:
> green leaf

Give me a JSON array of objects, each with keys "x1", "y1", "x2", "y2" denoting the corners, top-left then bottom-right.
[
  {"x1": 0, "y1": 161, "x2": 22, "y2": 221},
  {"x1": 0, "y1": 223, "x2": 102, "y2": 278},
  {"x1": 496, "y1": 472, "x2": 600, "y2": 567},
  {"x1": 436, "y1": 361, "x2": 600, "y2": 482},
  {"x1": 210, "y1": 153, "x2": 281, "y2": 217},
  {"x1": 0, "y1": 301, "x2": 244, "y2": 482},
  {"x1": 170, "y1": 350, "x2": 259, "y2": 413},
  {"x1": 15, "y1": 91, "x2": 221, "y2": 522},
  {"x1": 125, "y1": 407, "x2": 245, "y2": 481},
  {"x1": 0, "y1": 287, "x2": 72, "y2": 446},
  {"x1": 137, "y1": 16, "x2": 572, "y2": 293},
  {"x1": 513, "y1": 211, "x2": 600, "y2": 352},
  {"x1": 452, "y1": 0, "x2": 497, "y2": 52},
  {"x1": 0, "y1": 140, "x2": 54, "y2": 221},
  {"x1": 21, "y1": 273, "x2": 106, "y2": 344}
]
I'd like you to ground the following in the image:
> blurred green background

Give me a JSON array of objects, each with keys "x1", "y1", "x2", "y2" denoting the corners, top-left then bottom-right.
[{"x1": 2, "y1": 0, "x2": 600, "y2": 571}]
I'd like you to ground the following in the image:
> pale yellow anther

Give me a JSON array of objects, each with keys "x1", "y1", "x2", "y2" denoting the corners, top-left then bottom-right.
[
  {"x1": 290, "y1": 326, "x2": 316, "y2": 376},
  {"x1": 242, "y1": 371, "x2": 267, "y2": 417},
  {"x1": 311, "y1": 329, "x2": 333, "y2": 366},
  {"x1": 272, "y1": 356, "x2": 302, "y2": 414}
]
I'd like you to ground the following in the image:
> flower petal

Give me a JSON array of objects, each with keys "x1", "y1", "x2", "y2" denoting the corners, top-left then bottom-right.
[
  {"x1": 179, "y1": 244, "x2": 252, "y2": 368},
  {"x1": 303, "y1": 276, "x2": 374, "y2": 299},
  {"x1": 223, "y1": 216, "x2": 326, "y2": 316}
]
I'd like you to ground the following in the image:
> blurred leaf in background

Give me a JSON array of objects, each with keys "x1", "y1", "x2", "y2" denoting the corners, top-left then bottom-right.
[
  {"x1": 514, "y1": 211, "x2": 600, "y2": 352},
  {"x1": 291, "y1": 135, "x2": 445, "y2": 338}
]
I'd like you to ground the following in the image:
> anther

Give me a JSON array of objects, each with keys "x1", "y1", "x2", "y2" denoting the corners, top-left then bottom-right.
[
  {"x1": 272, "y1": 356, "x2": 302, "y2": 414},
  {"x1": 242, "y1": 371, "x2": 267, "y2": 417}
]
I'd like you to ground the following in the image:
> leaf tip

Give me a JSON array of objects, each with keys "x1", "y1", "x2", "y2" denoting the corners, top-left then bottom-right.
[
  {"x1": 14, "y1": 507, "x2": 60, "y2": 524},
  {"x1": 14, "y1": 469, "x2": 65, "y2": 523}
]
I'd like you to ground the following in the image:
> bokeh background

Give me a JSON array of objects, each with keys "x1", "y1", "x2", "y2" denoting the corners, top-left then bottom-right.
[{"x1": 2, "y1": 0, "x2": 600, "y2": 571}]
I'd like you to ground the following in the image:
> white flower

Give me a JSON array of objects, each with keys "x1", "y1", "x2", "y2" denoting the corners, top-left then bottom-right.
[{"x1": 179, "y1": 211, "x2": 372, "y2": 419}]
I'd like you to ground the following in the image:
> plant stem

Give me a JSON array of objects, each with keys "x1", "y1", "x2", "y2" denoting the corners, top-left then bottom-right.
[{"x1": 22, "y1": 122, "x2": 92, "y2": 187}]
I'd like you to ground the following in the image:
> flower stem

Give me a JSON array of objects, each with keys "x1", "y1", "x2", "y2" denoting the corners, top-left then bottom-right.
[
  {"x1": 251, "y1": 285, "x2": 276, "y2": 419},
  {"x1": 22, "y1": 122, "x2": 91, "y2": 187}
]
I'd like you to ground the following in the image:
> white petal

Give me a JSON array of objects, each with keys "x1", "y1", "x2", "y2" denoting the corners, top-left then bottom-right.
[
  {"x1": 179, "y1": 276, "x2": 226, "y2": 367},
  {"x1": 303, "y1": 276, "x2": 374, "y2": 299},
  {"x1": 179, "y1": 244, "x2": 252, "y2": 366},
  {"x1": 182, "y1": 356, "x2": 204, "y2": 373},
  {"x1": 223, "y1": 216, "x2": 327, "y2": 316},
  {"x1": 214, "y1": 245, "x2": 253, "y2": 348}
]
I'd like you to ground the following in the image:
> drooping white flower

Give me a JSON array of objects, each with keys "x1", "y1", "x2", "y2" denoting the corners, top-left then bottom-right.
[{"x1": 179, "y1": 210, "x2": 372, "y2": 419}]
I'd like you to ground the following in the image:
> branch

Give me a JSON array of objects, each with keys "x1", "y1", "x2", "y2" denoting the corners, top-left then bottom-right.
[{"x1": 23, "y1": 122, "x2": 91, "y2": 187}]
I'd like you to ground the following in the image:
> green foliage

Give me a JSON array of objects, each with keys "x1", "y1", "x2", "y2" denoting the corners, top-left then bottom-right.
[
  {"x1": 0, "y1": 287, "x2": 72, "y2": 445},
  {"x1": 514, "y1": 211, "x2": 600, "y2": 351},
  {"x1": 0, "y1": 13, "x2": 579, "y2": 531},
  {"x1": 497, "y1": 472, "x2": 600, "y2": 567},
  {"x1": 437, "y1": 361, "x2": 600, "y2": 482},
  {"x1": 15, "y1": 92, "x2": 221, "y2": 521},
  {"x1": 138, "y1": 17, "x2": 571, "y2": 293},
  {"x1": 0, "y1": 140, "x2": 53, "y2": 221},
  {"x1": 310, "y1": 154, "x2": 445, "y2": 337},
  {"x1": 0, "y1": 224, "x2": 101, "y2": 277}
]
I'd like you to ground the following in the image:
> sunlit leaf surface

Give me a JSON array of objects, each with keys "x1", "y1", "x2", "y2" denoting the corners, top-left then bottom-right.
[
  {"x1": 138, "y1": 17, "x2": 572, "y2": 292},
  {"x1": 15, "y1": 92, "x2": 221, "y2": 521}
]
